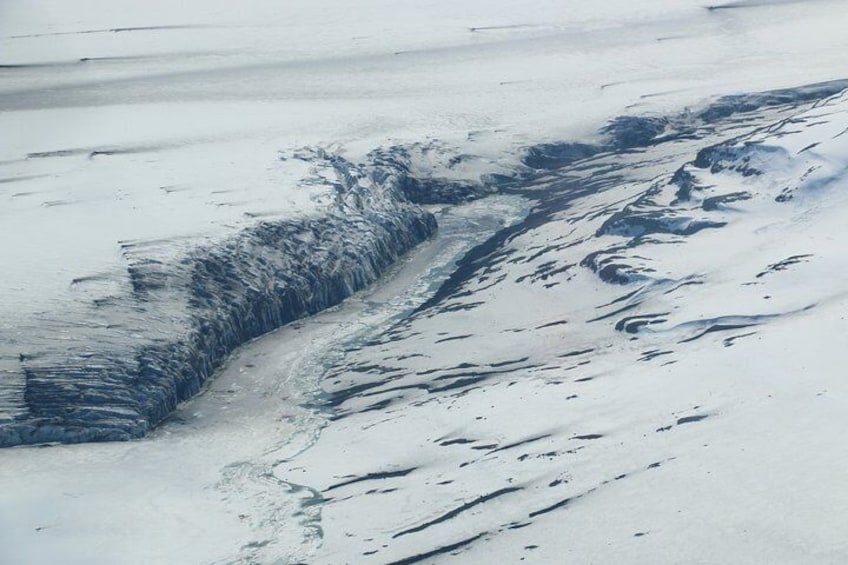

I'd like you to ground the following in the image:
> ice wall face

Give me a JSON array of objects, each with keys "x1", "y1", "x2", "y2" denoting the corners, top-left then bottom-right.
[{"x1": 0, "y1": 152, "x2": 443, "y2": 446}]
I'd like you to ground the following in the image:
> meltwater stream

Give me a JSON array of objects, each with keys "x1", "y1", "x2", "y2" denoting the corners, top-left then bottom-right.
[
  {"x1": 212, "y1": 194, "x2": 529, "y2": 564},
  {"x1": 0, "y1": 194, "x2": 528, "y2": 565}
]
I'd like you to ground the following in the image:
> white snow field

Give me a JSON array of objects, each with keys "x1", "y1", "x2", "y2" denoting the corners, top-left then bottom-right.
[{"x1": 2, "y1": 0, "x2": 848, "y2": 563}]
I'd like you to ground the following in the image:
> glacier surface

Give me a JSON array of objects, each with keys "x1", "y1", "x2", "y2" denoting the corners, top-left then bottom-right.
[{"x1": 2, "y1": 1, "x2": 848, "y2": 564}]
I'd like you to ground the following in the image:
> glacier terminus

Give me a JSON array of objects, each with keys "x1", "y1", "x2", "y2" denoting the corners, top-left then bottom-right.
[{"x1": 1, "y1": 1, "x2": 847, "y2": 564}]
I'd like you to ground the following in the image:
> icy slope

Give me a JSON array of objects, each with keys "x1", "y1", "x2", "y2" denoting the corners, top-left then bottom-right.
[{"x1": 275, "y1": 86, "x2": 848, "y2": 564}]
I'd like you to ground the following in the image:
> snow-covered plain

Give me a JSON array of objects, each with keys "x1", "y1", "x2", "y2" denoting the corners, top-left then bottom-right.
[{"x1": 2, "y1": 0, "x2": 848, "y2": 563}]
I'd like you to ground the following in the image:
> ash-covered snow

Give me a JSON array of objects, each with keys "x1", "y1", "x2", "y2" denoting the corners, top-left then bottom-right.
[{"x1": 2, "y1": 0, "x2": 848, "y2": 564}]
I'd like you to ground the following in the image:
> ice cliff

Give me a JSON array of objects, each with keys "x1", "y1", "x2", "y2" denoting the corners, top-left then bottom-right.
[{"x1": 0, "y1": 151, "x2": 452, "y2": 446}]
